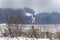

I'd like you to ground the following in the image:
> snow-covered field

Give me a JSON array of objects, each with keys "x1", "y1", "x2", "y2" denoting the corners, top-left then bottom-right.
[
  {"x1": 0, "y1": 37, "x2": 60, "y2": 40},
  {"x1": 0, "y1": 23, "x2": 60, "y2": 40},
  {"x1": 0, "y1": 23, "x2": 60, "y2": 33},
  {"x1": 0, "y1": 37, "x2": 50, "y2": 40}
]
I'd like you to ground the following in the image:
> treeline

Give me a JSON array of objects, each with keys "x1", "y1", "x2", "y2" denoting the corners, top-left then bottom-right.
[
  {"x1": 0, "y1": 8, "x2": 60, "y2": 24},
  {"x1": 0, "y1": 7, "x2": 34, "y2": 24},
  {"x1": 35, "y1": 12, "x2": 60, "y2": 24}
]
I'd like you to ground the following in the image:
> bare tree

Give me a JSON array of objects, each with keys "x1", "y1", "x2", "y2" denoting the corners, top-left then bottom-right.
[{"x1": 4, "y1": 9, "x2": 24, "y2": 37}]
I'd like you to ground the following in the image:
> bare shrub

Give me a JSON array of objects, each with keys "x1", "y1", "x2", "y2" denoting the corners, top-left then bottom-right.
[
  {"x1": 55, "y1": 32, "x2": 60, "y2": 39},
  {"x1": 20, "y1": 28, "x2": 46, "y2": 38}
]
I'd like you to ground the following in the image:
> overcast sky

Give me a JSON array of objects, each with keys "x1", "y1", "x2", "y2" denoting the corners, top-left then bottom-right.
[{"x1": 0, "y1": 0, "x2": 60, "y2": 13}]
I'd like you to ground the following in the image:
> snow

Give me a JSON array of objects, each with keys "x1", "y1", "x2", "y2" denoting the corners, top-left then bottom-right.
[{"x1": 0, "y1": 37, "x2": 50, "y2": 40}]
